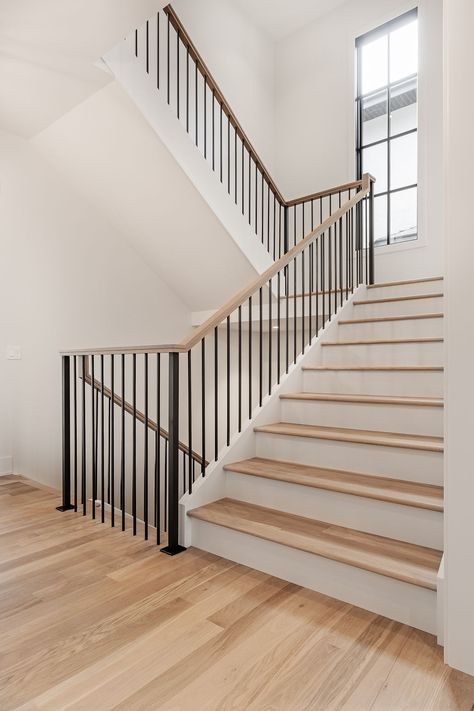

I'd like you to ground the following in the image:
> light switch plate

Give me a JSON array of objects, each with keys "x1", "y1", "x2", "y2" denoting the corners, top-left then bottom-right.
[{"x1": 6, "y1": 346, "x2": 21, "y2": 360}]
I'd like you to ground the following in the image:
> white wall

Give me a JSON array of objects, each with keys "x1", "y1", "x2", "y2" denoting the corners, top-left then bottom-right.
[
  {"x1": 34, "y1": 81, "x2": 261, "y2": 312},
  {"x1": 172, "y1": 0, "x2": 276, "y2": 176},
  {"x1": 274, "y1": 0, "x2": 444, "y2": 283},
  {"x1": 0, "y1": 130, "x2": 190, "y2": 488},
  {"x1": 443, "y1": 0, "x2": 474, "y2": 678}
]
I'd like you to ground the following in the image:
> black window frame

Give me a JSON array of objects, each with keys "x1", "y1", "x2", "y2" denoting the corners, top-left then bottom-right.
[{"x1": 356, "y1": 7, "x2": 418, "y2": 247}]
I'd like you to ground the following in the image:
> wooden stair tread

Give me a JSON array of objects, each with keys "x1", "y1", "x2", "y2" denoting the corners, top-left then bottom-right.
[
  {"x1": 321, "y1": 337, "x2": 443, "y2": 346},
  {"x1": 339, "y1": 313, "x2": 444, "y2": 325},
  {"x1": 224, "y1": 458, "x2": 444, "y2": 511},
  {"x1": 254, "y1": 422, "x2": 444, "y2": 452},
  {"x1": 280, "y1": 392, "x2": 443, "y2": 407},
  {"x1": 353, "y1": 293, "x2": 443, "y2": 306},
  {"x1": 187, "y1": 498, "x2": 442, "y2": 589},
  {"x1": 367, "y1": 276, "x2": 443, "y2": 289},
  {"x1": 303, "y1": 365, "x2": 443, "y2": 372}
]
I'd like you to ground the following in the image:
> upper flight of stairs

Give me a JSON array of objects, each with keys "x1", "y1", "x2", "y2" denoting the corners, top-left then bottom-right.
[{"x1": 188, "y1": 276, "x2": 445, "y2": 634}]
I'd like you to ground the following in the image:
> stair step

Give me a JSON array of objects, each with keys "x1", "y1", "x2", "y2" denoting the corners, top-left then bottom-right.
[
  {"x1": 224, "y1": 458, "x2": 444, "y2": 512},
  {"x1": 339, "y1": 313, "x2": 444, "y2": 325},
  {"x1": 254, "y1": 423, "x2": 444, "y2": 452},
  {"x1": 367, "y1": 276, "x2": 443, "y2": 290},
  {"x1": 188, "y1": 498, "x2": 442, "y2": 589},
  {"x1": 354, "y1": 293, "x2": 443, "y2": 306},
  {"x1": 280, "y1": 392, "x2": 443, "y2": 407},
  {"x1": 321, "y1": 338, "x2": 443, "y2": 346},
  {"x1": 303, "y1": 365, "x2": 443, "y2": 372}
]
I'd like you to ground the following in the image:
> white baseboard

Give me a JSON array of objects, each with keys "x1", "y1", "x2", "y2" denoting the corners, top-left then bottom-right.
[{"x1": 0, "y1": 456, "x2": 13, "y2": 475}]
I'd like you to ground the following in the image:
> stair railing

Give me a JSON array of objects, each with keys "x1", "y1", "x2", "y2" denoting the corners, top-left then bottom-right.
[
  {"x1": 58, "y1": 174, "x2": 375, "y2": 553},
  {"x1": 130, "y1": 4, "x2": 367, "y2": 259}
]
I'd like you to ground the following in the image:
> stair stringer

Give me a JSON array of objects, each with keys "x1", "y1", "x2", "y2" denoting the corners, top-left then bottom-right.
[
  {"x1": 103, "y1": 36, "x2": 274, "y2": 280},
  {"x1": 178, "y1": 286, "x2": 365, "y2": 547}
]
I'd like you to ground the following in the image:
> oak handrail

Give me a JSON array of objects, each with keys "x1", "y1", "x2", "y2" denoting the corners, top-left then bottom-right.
[
  {"x1": 82, "y1": 363, "x2": 207, "y2": 467},
  {"x1": 164, "y1": 4, "x2": 363, "y2": 210},
  {"x1": 62, "y1": 174, "x2": 373, "y2": 357}
]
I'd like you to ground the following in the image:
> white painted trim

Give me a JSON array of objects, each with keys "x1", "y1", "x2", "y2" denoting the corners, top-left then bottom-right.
[{"x1": 0, "y1": 456, "x2": 13, "y2": 475}]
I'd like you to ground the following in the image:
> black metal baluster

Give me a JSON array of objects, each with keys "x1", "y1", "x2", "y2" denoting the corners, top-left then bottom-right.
[
  {"x1": 100, "y1": 355, "x2": 105, "y2": 524},
  {"x1": 201, "y1": 338, "x2": 206, "y2": 476},
  {"x1": 267, "y1": 184, "x2": 271, "y2": 253},
  {"x1": 316, "y1": 237, "x2": 319, "y2": 334},
  {"x1": 234, "y1": 127, "x2": 238, "y2": 205},
  {"x1": 187, "y1": 350, "x2": 193, "y2": 491},
  {"x1": 121, "y1": 354, "x2": 125, "y2": 531},
  {"x1": 339, "y1": 192, "x2": 343, "y2": 306},
  {"x1": 309, "y1": 243, "x2": 313, "y2": 341},
  {"x1": 146, "y1": 20, "x2": 149, "y2": 74},
  {"x1": 186, "y1": 44, "x2": 189, "y2": 132},
  {"x1": 277, "y1": 271, "x2": 281, "y2": 383},
  {"x1": 238, "y1": 305, "x2": 242, "y2": 432},
  {"x1": 226, "y1": 315, "x2": 230, "y2": 446},
  {"x1": 285, "y1": 265, "x2": 289, "y2": 373},
  {"x1": 73, "y1": 356, "x2": 77, "y2": 512},
  {"x1": 248, "y1": 151, "x2": 251, "y2": 226},
  {"x1": 241, "y1": 140, "x2": 244, "y2": 215},
  {"x1": 135, "y1": 29, "x2": 138, "y2": 58},
  {"x1": 82, "y1": 356, "x2": 86, "y2": 515},
  {"x1": 132, "y1": 353, "x2": 137, "y2": 536},
  {"x1": 155, "y1": 353, "x2": 161, "y2": 542},
  {"x1": 322, "y1": 232, "x2": 326, "y2": 327},
  {"x1": 211, "y1": 89, "x2": 215, "y2": 170},
  {"x1": 220, "y1": 103, "x2": 223, "y2": 182},
  {"x1": 302, "y1": 249, "x2": 305, "y2": 352},
  {"x1": 176, "y1": 28, "x2": 180, "y2": 118},
  {"x1": 167, "y1": 14, "x2": 170, "y2": 105},
  {"x1": 91, "y1": 355, "x2": 96, "y2": 519},
  {"x1": 255, "y1": 163, "x2": 258, "y2": 235},
  {"x1": 248, "y1": 296, "x2": 252, "y2": 419},
  {"x1": 144, "y1": 353, "x2": 149, "y2": 540},
  {"x1": 268, "y1": 279, "x2": 272, "y2": 395},
  {"x1": 273, "y1": 194, "x2": 276, "y2": 260},
  {"x1": 227, "y1": 114, "x2": 230, "y2": 195},
  {"x1": 157, "y1": 13, "x2": 160, "y2": 90},
  {"x1": 214, "y1": 326, "x2": 218, "y2": 460},
  {"x1": 293, "y1": 257, "x2": 297, "y2": 363},
  {"x1": 203, "y1": 76, "x2": 207, "y2": 159},
  {"x1": 110, "y1": 355, "x2": 114, "y2": 527},
  {"x1": 259, "y1": 287, "x2": 263, "y2": 406},
  {"x1": 261, "y1": 174, "x2": 264, "y2": 244},
  {"x1": 58, "y1": 356, "x2": 73, "y2": 513},
  {"x1": 195, "y1": 59, "x2": 198, "y2": 147}
]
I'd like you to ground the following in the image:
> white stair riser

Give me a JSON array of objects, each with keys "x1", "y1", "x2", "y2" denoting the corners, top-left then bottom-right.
[
  {"x1": 280, "y1": 399, "x2": 443, "y2": 437},
  {"x1": 255, "y1": 432, "x2": 443, "y2": 484},
  {"x1": 303, "y1": 369, "x2": 443, "y2": 397},
  {"x1": 337, "y1": 318, "x2": 444, "y2": 340},
  {"x1": 318, "y1": 342, "x2": 444, "y2": 366},
  {"x1": 352, "y1": 297, "x2": 443, "y2": 318},
  {"x1": 368, "y1": 280, "x2": 443, "y2": 299},
  {"x1": 226, "y1": 471, "x2": 443, "y2": 548},
  {"x1": 190, "y1": 519, "x2": 438, "y2": 634}
]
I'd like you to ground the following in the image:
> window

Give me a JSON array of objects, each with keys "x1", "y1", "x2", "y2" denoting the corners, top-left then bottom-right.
[{"x1": 356, "y1": 9, "x2": 418, "y2": 247}]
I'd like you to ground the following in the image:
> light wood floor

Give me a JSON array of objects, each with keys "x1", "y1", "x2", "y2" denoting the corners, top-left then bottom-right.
[{"x1": 1, "y1": 475, "x2": 473, "y2": 711}]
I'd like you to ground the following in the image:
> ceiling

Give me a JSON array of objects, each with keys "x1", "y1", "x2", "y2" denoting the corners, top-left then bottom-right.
[
  {"x1": 234, "y1": 0, "x2": 351, "y2": 41},
  {"x1": 0, "y1": 0, "x2": 164, "y2": 137}
]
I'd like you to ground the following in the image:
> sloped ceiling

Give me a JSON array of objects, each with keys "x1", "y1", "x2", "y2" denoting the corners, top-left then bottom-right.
[
  {"x1": 234, "y1": 0, "x2": 351, "y2": 41},
  {"x1": 0, "y1": 0, "x2": 164, "y2": 137}
]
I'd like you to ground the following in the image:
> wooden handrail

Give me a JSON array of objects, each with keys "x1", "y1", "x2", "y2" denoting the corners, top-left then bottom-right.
[
  {"x1": 62, "y1": 174, "x2": 372, "y2": 357},
  {"x1": 164, "y1": 4, "x2": 363, "y2": 210},
  {"x1": 82, "y1": 362, "x2": 207, "y2": 467}
]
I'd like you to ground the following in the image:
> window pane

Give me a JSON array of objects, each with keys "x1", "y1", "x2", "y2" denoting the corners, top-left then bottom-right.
[
  {"x1": 390, "y1": 77, "x2": 417, "y2": 135},
  {"x1": 390, "y1": 187, "x2": 417, "y2": 243},
  {"x1": 390, "y1": 133, "x2": 417, "y2": 190},
  {"x1": 374, "y1": 195, "x2": 388, "y2": 246},
  {"x1": 361, "y1": 35, "x2": 388, "y2": 94},
  {"x1": 362, "y1": 143, "x2": 387, "y2": 193},
  {"x1": 390, "y1": 20, "x2": 418, "y2": 83},
  {"x1": 362, "y1": 89, "x2": 387, "y2": 145}
]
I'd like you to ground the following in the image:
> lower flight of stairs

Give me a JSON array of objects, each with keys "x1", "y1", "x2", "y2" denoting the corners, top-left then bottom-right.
[{"x1": 187, "y1": 276, "x2": 444, "y2": 634}]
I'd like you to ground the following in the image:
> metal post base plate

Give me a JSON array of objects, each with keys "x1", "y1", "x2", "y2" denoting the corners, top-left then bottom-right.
[
  {"x1": 56, "y1": 504, "x2": 75, "y2": 512},
  {"x1": 160, "y1": 544, "x2": 187, "y2": 556}
]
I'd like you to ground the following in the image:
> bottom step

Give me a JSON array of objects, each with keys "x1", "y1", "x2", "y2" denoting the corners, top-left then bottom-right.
[{"x1": 188, "y1": 499, "x2": 442, "y2": 633}]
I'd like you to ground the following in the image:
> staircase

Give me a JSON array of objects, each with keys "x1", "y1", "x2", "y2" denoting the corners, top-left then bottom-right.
[{"x1": 187, "y1": 276, "x2": 444, "y2": 634}]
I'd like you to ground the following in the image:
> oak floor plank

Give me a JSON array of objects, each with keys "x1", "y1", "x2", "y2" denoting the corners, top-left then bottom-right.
[{"x1": 1, "y1": 475, "x2": 473, "y2": 711}]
